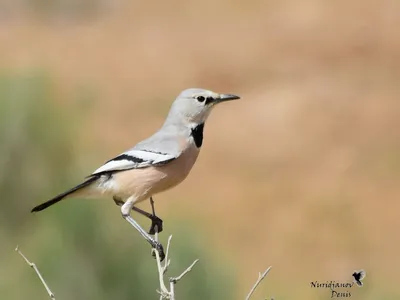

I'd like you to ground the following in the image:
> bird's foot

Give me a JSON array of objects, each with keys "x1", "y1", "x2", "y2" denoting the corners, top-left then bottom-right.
[
  {"x1": 151, "y1": 241, "x2": 165, "y2": 262},
  {"x1": 148, "y1": 216, "x2": 163, "y2": 235}
]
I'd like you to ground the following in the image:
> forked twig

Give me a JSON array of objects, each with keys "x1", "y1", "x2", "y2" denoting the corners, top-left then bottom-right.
[
  {"x1": 245, "y1": 266, "x2": 272, "y2": 300},
  {"x1": 162, "y1": 235, "x2": 172, "y2": 275},
  {"x1": 15, "y1": 246, "x2": 55, "y2": 300},
  {"x1": 153, "y1": 233, "x2": 169, "y2": 295},
  {"x1": 170, "y1": 259, "x2": 200, "y2": 284},
  {"x1": 153, "y1": 233, "x2": 199, "y2": 299}
]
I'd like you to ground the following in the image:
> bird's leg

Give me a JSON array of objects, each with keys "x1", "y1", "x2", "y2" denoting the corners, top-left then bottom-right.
[
  {"x1": 120, "y1": 197, "x2": 165, "y2": 261},
  {"x1": 148, "y1": 196, "x2": 163, "y2": 235},
  {"x1": 112, "y1": 197, "x2": 125, "y2": 206},
  {"x1": 150, "y1": 196, "x2": 156, "y2": 215},
  {"x1": 113, "y1": 196, "x2": 163, "y2": 234}
]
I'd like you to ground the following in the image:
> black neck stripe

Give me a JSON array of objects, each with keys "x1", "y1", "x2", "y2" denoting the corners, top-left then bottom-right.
[{"x1": 191, "y1": 123, "x2": 204, "y2": 148}]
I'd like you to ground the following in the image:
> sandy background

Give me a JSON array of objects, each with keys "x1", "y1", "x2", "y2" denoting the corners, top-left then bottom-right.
[{"x1": 1, "y1": 1, "x2": 400, "y2": 299}]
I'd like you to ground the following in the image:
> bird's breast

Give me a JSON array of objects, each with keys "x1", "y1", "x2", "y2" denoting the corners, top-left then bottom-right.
[
  {"x1": 153, "y1": 144, "x2": 200, "y2": 191},
  {"x1": 110, "y1": 144, "x2": 200, "y2": 202}
]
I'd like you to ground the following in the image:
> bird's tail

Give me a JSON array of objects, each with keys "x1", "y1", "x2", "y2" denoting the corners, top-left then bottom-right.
[{"x1": 31, "y1": 176, "x2": 98, "y2": 212}]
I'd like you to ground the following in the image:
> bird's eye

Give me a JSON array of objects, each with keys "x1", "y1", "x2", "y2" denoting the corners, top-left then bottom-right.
[{"x1": 196, "y1": 96, "x2": 205, "y2": 102}]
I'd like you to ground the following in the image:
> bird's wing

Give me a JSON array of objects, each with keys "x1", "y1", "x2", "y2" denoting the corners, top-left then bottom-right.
[
  {"x1": 90, "y1": 149, "x2": 176, "y2": 176},
  {"x1": 89, "y1": 130, "x2": 184, "y2": 177},
  {"x1": 358, "y1": 270, "x2": 366, "y2": 280}
]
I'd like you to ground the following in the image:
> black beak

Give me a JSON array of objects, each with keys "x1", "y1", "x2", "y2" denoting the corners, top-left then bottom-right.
[{"x1": 218, "y1": 94, "x2": 240, "y2": 102}]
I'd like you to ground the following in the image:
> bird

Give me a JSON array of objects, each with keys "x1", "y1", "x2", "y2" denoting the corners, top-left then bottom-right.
[
  {"x1": 352, "y1": 270, "x2": 366, "y2": 287},
  {"x1": 31, "y1": 88, "x2": 240, "y2": 260}
]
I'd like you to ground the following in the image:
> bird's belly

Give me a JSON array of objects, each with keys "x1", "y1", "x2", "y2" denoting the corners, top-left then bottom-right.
[{"x1": 110, "y1": 147, "x2": 200, "y2": 202}]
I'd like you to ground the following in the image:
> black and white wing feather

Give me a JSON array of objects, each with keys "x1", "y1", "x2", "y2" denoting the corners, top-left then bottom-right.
[
  {"x1": 90, "y1": 149, "x2": 176, "y2": 176},
  {"x1": 89, "y1": 130, "x2": 185, "y2": 177}
]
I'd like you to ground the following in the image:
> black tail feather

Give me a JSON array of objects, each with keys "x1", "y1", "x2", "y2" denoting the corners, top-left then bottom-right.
[{"x1": 31, "y1": 176, "x2": 98, "y2": 212}]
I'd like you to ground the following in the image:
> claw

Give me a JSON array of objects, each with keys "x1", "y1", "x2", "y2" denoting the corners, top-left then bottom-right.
[
  {"x1": 148, "y1": 216, "x2": 163, "y2": 235},
  {"x1": 152, "y1": 241, "x2": 165, "y2": 262}
]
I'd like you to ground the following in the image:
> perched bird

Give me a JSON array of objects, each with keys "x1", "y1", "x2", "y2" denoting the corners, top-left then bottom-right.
[
  {"x1": 31, "y1": 88, "x2": 240, "y2": 260},
  {"x1": 352, "y1": 270, "x2": 366, "y2": 287}
]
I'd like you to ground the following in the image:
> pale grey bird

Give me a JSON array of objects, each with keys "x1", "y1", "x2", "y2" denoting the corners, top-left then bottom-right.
[{"x1": 31, "y1": 88, "x2": 240, "y2": 260}]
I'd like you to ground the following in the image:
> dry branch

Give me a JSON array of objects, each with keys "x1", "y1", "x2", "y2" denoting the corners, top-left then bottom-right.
[
  {"x1": 245, "y1": 266, "x2": 272, "y2": 300},
  {"x1": 15, "y1": 246, "x2": 55, "y2": 300},
  {"x1": 153, "y1": 233, "x2": 199, "y2": 300}
]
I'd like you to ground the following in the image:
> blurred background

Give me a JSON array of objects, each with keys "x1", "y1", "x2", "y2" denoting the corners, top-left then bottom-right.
[{"x1": 1, "y1": 1, "x2": 400, "y2": 299}]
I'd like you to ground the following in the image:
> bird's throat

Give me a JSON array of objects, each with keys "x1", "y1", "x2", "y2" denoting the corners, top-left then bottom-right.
[{"x1": 191, "y1": 123, "x2": 204, "y2": 148}]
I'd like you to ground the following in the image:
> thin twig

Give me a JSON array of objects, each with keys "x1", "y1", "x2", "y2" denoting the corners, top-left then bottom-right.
[
  {"x1": 162, "y1": 235, "x2": 172, "y2": 275},
  {"x1": 170, "y1": 259, "x2": 200, "y2": 284},
  {"x1": 169, "y1": 281, "x2": 175, "y2": 300},
  {"x1": 245, "y1": 266, "x2": 272, "y2": 300},
  {"x1": 15, "y1": 246, "x2": 56, "y2": 300},
  {"x1": 168, "y1": 258, "x2": 199, "y2": 300},
  {"x1": 152, "y1": 243, "x2": 169, "y2": 295},
  {"x1": 153, "y1": 234, "x2": 199, "y2": 299}
]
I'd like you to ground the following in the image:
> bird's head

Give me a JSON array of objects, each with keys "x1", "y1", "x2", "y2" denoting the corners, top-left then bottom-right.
[{"x1": 165, "y1": 88, "x2": 240, "y2": 125}]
